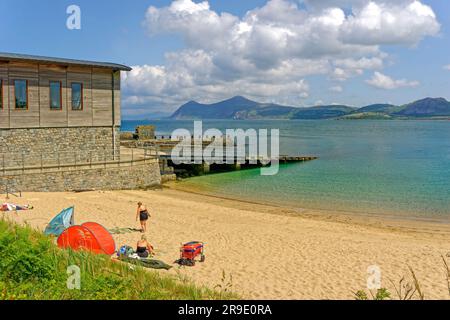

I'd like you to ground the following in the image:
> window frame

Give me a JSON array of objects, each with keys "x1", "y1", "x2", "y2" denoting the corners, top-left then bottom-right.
[
  {"x1": 14, "y1": 79, "x2": 28, "y2": 110},
  {"x1": 49, "y1": 80, "x2": 63, "y2": 111},
  {"x1": 0, "y1": 79, "x2": 3, "y2": 110},
  {"x1": 71, "y1": 82, "x2": 83, "y2": 111}
]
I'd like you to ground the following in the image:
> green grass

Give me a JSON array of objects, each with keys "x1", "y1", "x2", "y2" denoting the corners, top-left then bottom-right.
[{"x1": 0, "y1": 219, "x2": 237, "y2": 300}]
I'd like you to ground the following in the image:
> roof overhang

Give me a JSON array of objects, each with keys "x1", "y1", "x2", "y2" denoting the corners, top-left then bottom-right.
[{"x1": 0, "y1": 52, "x2": 132, "y2": 72}]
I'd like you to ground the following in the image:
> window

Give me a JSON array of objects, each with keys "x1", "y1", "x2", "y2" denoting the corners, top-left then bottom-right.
[
  {"x1": 15, "y1": 80, "x2": 28, "y2": 110},
  {"x1": 50, "y1": 81, "x2": 62, "y2": 110},
  {"x1": 0, "y1": 80, "x2": 3, "y2": 110},
  {"x1": 71, "y1": 82, "x2": 83, "y2": 110}
]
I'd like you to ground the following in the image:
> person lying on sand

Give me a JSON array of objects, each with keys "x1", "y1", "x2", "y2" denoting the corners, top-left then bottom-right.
[
  {"x1": 1, "y1": 203, "x2": 33, "y2": 211},
  {"x1": 136, "y1": 235, "x2": 154, "y2": 258},
  {"x1": 135, "y1": 201, "x2": 151, "y2": 233}
]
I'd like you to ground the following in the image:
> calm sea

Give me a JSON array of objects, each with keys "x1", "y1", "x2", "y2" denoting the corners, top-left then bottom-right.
[{"x1": 122, "y1": 120, "x2": 450, "y2": 221}]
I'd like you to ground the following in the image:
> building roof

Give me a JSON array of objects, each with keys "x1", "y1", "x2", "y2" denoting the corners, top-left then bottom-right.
[{"x1": 0, "y1": 52, "x2": 132, "y2": 71}]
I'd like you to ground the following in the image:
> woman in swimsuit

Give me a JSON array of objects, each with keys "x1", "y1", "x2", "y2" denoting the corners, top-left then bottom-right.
[
  {"x1": 136, "y1": 201, "x2": 150, "y2": 233},
  {"x1": 136, "y1": 235, "x2": 154, "y2": 258}
]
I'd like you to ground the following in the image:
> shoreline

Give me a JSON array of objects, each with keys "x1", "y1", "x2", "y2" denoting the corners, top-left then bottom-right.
[
  {"x1": 8, "y1": 188, "x2": 450, "y2": 299},
  {"x1": 165, "y1": 182, "x2": 450, "y2": 236}
]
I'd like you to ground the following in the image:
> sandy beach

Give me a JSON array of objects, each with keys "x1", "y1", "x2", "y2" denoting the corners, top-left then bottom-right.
[{"x1": 4, "y1": 187, "x2": 450, "y2": 300}]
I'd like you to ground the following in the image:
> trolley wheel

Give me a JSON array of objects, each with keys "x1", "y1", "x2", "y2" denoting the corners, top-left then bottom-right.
[{"x1": 200, "y1": 254, "x2": 206, "y2": 263}]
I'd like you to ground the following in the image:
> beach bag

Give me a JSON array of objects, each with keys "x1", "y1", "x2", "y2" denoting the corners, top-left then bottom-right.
[{"x1": 117, "y1": 245, "x2": 134, "y2": 257}]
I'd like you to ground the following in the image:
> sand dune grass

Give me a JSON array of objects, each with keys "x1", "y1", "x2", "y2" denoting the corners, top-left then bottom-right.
[{"x1": 0, "y1": 219, "x2": 236, "y2": 300}]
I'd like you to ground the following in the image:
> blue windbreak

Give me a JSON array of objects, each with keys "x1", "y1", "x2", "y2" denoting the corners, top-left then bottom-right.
[{"x1": 44, "y1": 207, "x2": 74, "y2": 236}]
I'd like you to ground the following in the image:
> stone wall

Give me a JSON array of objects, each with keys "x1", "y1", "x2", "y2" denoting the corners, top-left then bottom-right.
[
  {"x1": 0, "y1": 160, "x2": 161, "y2": 192},
  {"x1": 0, "y1": 126, "x2": 120, "y2": 163}
]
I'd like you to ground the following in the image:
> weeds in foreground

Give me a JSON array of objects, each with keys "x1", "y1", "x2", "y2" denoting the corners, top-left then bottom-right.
[
  {"x1": 354, "y1": 288, "x2": 391, "y2": 300},
  {"x1": 214, "y1": 270, "x2": 234, "y2": 299},
  {"x1": 388, "y1": 275, "x2": 417, "y2": 300},
  {"x1": 408, "y1": 266, "x2": 425, "y2": 300},
  {"x1": 442, "y1": 255, "x2": 450, "y2": 296},
  {"x1": 355, "y1": 255, "x2": 450, "y2": 300},
  {"x1": 0, "y1": 219, "x2": 236, "y2": 300}
]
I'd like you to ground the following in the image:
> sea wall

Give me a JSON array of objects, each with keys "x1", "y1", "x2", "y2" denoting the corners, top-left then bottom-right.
[
  {"x1": 0, "y1": 126, "x2": 120, "y2": 161},
  {"x1": 0, "y1": 160, "x2": 161, "y2": 192}
]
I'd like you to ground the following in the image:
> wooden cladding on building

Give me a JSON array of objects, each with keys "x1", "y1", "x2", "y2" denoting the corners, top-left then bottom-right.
[{"x1": 0, "y1": 61, "x2": 121, "y2": 129}]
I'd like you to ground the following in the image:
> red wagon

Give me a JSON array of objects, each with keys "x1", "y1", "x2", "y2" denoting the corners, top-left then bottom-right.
[{"x1": 179, "y1": 241, "x2": 205, "y2": 266}]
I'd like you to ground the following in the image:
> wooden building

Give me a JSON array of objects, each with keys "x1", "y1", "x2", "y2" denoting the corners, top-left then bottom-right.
[{"x1": 0, "y1": 52, "x2": 131, "y2": 161}]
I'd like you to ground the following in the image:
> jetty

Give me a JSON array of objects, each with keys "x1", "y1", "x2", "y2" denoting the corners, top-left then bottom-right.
[
  {"x1": 120, "y1": 128, "x2": 318, "y2": 178},
  {"x1": 159, "y1": 154, "x2": 318, "y2": 177}
]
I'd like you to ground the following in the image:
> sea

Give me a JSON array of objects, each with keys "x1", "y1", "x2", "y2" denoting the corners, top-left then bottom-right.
[{"x1": 122, "y1": 120, "x2": 450, "y2": 222}]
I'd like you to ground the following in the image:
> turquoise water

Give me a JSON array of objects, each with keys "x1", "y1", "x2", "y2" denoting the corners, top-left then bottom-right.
[{"x1": 122, "y1": 120, "x2": 450, "y2": 221}]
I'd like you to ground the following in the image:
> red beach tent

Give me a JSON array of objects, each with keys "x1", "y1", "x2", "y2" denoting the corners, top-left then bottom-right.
[{"x1": 57, "y1": 222, "x2": 115, "y2": 255}]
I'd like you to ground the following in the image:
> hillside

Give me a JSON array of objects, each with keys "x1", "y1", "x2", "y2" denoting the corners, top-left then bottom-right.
[
  {"x1": 341, "y1": 112, "x2": 394, "y2": 120},
  {"x1": 292, "y1": 105, "x2": 355, "y2": 120},
  {"x1": 355, "y1": 104, "x2": 402, "y2": 114},
  {"x1": 169, "y1": 96, "x2": 450, "y2": 120},
  {"x1": 170, "y1": 96, "x2": 295, "y2": 120},
  {"x1": 394, "y1": 97, "x2": 450, "y2": 117},
  {"x1": 343, "y1": 104, "x2": 402, "y2": 120},
  {"x1": 0, "y1": 219, "x2": 235, "y2": 300},
  {"x1": 171, "y1": 96, "x2": 354, "y2": 120}
]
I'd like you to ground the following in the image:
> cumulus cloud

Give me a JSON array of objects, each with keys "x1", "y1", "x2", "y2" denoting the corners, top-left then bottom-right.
[
  {"x1": 366, "y1": 71, "x2": 419, "y2": 89},
  {"x1": 330, "y1": 85, "x2": 344, "y2": 93},
  {"x1": 339, "y1": 1, "x2": 440, "y2": 45},
  {"x1": 123, "y1": 0, "x2": 439, "y2": 113}
]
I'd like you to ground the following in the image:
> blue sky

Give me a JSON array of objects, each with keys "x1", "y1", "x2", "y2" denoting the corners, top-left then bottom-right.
[{"x1": 0, "y1": 0, "x2": 449, "y2": 117}]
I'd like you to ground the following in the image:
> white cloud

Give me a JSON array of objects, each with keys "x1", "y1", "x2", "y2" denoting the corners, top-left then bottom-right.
[
  {"x1": 330, "y1": 85, "x2": 344, "y2": 93},
  {"x1": 122, "y1": 52, "x2": 312, "y2": 111},
  {"x1": 339, "y1": 1, "x2": 440, "y2": 45},
  {"x1": 334, "y1": 56, "x2": 385, "y2": 70},
  {"x1": 330, "y1": 67, "x2": 365, "y2": 81},
  {"x1": 365, "y1": 71, "x2": 419, "y2": 89},
  {"x1": 443, "y1": 65, "x2": 450, "y2": 71},
  {"x1": 123, "y1": 0, "x2": 439, "y2": 113}
]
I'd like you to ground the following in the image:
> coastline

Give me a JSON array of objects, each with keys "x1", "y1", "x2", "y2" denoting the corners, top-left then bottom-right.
[
  {"x1": 9, "y1": 187, "x2": 450, "y2": 300},
  {"x1": 166, "y1": 181, "x2": 450, "y2": 232}
]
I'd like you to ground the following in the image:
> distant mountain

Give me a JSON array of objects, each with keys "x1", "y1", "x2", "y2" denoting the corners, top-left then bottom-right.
[
  {"x1": 342, "y1": 104, "x2": 402, "y2": 120},
  {"x1": 169, "y1": 96, "x2": 450, "y2": 120},
  {"x1": 170, "y1": 96, "x2": 295, "y2": 120},
  {"x1": 355, "y1": 104, "x2": 401, "y2": 114},
  {"x1": 394, "y1": 97, "x2": 450, "y2": 117},
  {"x1": 292, "y1": 105, "x2": 355, "y2": 120}
]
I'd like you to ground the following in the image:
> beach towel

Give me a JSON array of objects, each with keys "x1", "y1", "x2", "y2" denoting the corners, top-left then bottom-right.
[
  {"x1": 119, "y1": 256, "x2": 172, "y2": 270},
  {"x1": 1, "y1": 203, "x2": 33, "y2": 212}
]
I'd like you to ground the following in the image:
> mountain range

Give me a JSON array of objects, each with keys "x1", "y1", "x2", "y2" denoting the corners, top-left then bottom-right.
[{"x1": 170, "y1": 96, "x2": 450, "y2": 120}]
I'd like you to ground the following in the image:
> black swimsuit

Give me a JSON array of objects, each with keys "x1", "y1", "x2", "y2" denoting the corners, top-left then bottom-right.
[
  {"x1": 139, "y1": 209, "x2": 149, "y2": 222},
  {"x1": 136, "y1": 246, "x2": 149, "y2": 258}
]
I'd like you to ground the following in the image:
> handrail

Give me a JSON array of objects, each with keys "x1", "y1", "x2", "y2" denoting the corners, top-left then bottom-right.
[
  {"x1": 1, "y1": 184, "x2": 22, "y2": 199},
  {"x1": 0, "y1": 157, "x2": 158, "y2": 176},
  {"x1": 0, "y1": 147, "x2": 160, "y2": 175}
]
